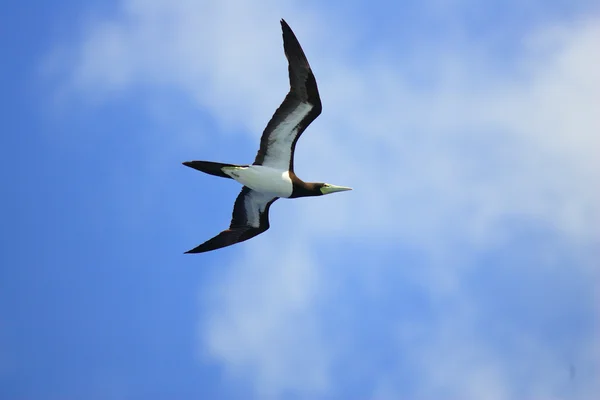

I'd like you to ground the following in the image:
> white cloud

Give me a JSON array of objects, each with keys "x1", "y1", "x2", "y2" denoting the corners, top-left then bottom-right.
[
  {"x1": 201, "y1": 240, "x2": 331, "y2": 398},
  {"x1": 300, "y1": 17, "x2": 600, "y2": 247},
  {"x1": 50, "y1": 1, "x2": 600, "y2": 398}
]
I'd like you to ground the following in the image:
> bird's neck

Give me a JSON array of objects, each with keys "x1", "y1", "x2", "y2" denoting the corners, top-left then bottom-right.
[{"x1": 289, "y1": 175, "x2": 321, "y2": 198}]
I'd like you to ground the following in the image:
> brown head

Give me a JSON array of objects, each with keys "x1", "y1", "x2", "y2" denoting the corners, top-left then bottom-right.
[{"x1": 290, "y1": 181, "x2": 352, "y2": 198}]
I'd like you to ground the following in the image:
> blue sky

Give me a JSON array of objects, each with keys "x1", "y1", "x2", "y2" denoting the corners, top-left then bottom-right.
[{"x1": 1, "y1": 0, "x2": 599, "y2": 399}]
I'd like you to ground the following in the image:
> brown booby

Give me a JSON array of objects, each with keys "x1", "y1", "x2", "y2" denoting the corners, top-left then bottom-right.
[{"x1": 183, "y1": 19, "x2": 352, "y2": 254}]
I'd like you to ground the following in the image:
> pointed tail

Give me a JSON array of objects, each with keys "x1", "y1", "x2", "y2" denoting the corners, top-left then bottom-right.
[{"x1": 182, "y1": 161, "x2": 240, "y2": 179}]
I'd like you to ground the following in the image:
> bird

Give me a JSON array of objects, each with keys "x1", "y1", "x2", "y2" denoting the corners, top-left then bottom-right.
[{"x1": 182, "y1": 19, "x2": 352, "y2": 254}]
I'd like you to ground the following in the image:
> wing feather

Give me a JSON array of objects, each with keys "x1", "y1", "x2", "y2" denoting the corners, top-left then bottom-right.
[
  {"x1": 185, "y1": 187, "x2": 278, "y2": 254},
  {"x1": 253, "y1": 19, "x2": 322, "y2": 172}
]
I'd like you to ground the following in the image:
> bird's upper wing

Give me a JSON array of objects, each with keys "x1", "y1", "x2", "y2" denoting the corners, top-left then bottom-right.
[
  {"x1": 253, "y1": 19, "x2": 322, "y2": 172},
  {"x1": 185, "y1": 187, "x2": 278, "y2": 254}
]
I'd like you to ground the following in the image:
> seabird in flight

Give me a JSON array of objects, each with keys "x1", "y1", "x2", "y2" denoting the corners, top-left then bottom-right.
[{"x1": 183, "y1": 19, "x2": 352, "y2": 253}]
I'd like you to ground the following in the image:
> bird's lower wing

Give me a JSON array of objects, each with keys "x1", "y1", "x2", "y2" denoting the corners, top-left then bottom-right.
[
  {"x1": 184, "y1": 227, "x2": 263, "y2": 254},
  {"x1": 185, "y1": 187, "x2": 278, "y2": 254}
]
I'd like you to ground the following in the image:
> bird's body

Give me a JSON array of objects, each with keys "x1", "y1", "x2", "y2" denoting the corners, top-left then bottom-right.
[
  {"x1": 183, "y1": 19, "x2": 351, "y2": 254},
  {"x1": 222, "y1": 165, "x2": 293, "y2": 198}
]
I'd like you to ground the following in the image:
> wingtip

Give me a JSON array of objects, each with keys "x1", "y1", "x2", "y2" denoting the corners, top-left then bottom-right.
[
  {"x1": 184, "y1": 244, "x2": 211, "y2": 254},
  {"x1": 184, "y1": 246, "x2": 203, "y2": 254}
]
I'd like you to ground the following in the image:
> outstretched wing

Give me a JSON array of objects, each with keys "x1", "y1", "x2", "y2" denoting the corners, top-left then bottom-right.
[
  {"x1": 185, "y1": 187, "x2": 278, "y2": 254},
  {"x1": 253, "y1": 19, "x2": 322, "y2": 172}
]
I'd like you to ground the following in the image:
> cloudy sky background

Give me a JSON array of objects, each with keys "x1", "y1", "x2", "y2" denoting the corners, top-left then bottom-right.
[{"x1": 1, "y1": 0, "x2": 599, "y2": 398}]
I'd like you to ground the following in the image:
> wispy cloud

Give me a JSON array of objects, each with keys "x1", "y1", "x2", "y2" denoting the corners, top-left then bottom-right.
[
  {"x1": 50, "y1": 0, "x2": 600, "y2": 398},
  {"x1": 201, "y1": 241, "x2": 330, "y2": 398}
]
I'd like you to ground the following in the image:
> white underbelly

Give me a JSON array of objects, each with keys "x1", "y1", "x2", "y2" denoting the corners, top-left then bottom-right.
[{"x1": 223, "y1": 165, "x2": 293, "y2": 198}]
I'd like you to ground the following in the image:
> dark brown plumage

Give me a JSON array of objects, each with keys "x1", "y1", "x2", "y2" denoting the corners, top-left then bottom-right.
[
  {"x1": 185, "y1": 187, "x2": 278, "y2": 254},
  {"x1": 253, "y1": 19, "x2": 322, "y2": 172}
]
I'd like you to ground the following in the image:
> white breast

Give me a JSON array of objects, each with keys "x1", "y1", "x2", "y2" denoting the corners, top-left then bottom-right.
[{"x1": 223, "y1": 165, "x2": 293, "y2": 198}]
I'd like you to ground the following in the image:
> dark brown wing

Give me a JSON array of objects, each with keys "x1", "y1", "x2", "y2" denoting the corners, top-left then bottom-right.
[
  {"x1": 185, "y1": 187, "x2": 278, "y2": 254},
  {"x1": 253, "y1": 19, "x2": 322, "y2": 172}
]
